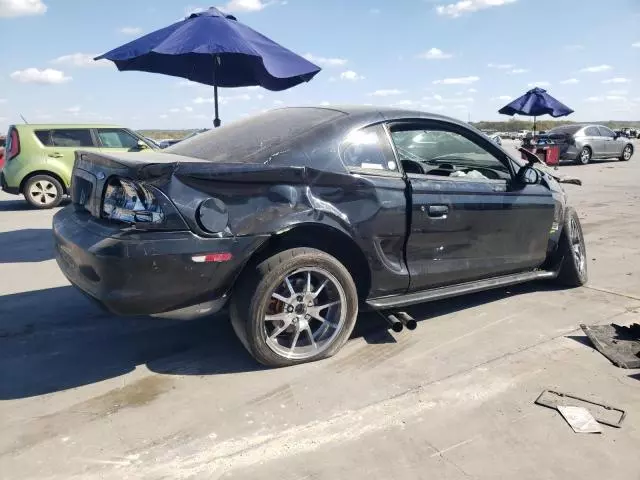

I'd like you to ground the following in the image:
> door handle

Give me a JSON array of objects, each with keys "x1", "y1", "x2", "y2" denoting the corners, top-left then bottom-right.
[
  {"x1": 423, "y1": 204, "x2": 449, "y2": 218},
  {"x1": 48, "y1": 152, "x2": 64, "y2": 158}
]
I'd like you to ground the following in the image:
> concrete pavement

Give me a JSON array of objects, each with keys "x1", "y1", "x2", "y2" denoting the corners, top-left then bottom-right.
[{"x1": 1, "y1": 141, "x2": 639, "y2": 479}]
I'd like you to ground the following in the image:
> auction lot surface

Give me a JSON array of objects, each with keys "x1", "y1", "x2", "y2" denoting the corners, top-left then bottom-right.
[{"x1": 1, "y1": 140, "x2": 640, "y2": 480}]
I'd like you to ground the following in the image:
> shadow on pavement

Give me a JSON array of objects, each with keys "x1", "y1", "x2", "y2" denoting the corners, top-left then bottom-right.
[
  {"x1": 0, "y1": 280, "x2": 562, "y2": 399},
  {"x1": 0, "y1": 229, "x2": 54, "y2": 263},
  {"x1": 0, "y1": 198, "x2": 70, "y2": 212}
]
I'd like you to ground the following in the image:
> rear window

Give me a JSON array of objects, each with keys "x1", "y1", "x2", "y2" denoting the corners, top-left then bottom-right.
[
  {"x1": 167, "y1": 108, "x2": 346, "y2": 164},
  {"x1": 548, "y1": 125, "x2": 581, "y2": 135},
  {"x1": 46, "y1": 129, "x2": 95, "y2": 147},
  {"x1": 35, "y1": 130, "x2": 53, "y2": 146}
]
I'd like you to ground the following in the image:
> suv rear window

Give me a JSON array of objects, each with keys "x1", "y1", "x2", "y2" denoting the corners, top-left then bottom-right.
[
  {"x1": 43, "y1": 129, "x2": 95, "y2": 147},
  {"x1": 167, "y1": 108, "x2": 346, "y2": 163}
]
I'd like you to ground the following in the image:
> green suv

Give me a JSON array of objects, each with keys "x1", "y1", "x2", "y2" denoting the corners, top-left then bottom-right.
[{"x1": 1, "y1": 124, "x2": 157, "y2": 208}]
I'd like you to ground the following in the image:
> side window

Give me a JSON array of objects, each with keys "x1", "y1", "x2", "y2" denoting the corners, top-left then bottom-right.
[
  {"x1": 585, "y1": 126, "x2": 600, "y2": 136},
  {"x1": 51, "y1": 129, "x2": 94, "y2": 147},
  {"x1": 597, "y1": 126, "x2": 615, "y2": 138},
  {"x1": 390, "y1": 127, "x2": 509, "y2": 177},
  {"x1": 34, "y1": 130, "x2": 53, "y2": 146},
  {"x1": 339, "y1": 124, "x2": 397, "y2": 172},
  {"x1": 97, "y1": 129, "x2": 140, "y2": 149}
]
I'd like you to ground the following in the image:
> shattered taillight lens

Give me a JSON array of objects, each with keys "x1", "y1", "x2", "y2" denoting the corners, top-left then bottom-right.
[{"x1": 102, "y1": 177, "x2": 164, "y2": 224}]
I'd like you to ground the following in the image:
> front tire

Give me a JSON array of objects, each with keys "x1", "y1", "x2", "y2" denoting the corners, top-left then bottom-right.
[
  {"x1": 230, "y1": 248, "x2": 359, "y2": 367},
  {"x1": 575, "y1": 147, "x2": 591, "y2": 165},
  {"x1": 555, "y1": 207, "x2": 588, "y2": 287},
  {"x1": 620, "y1": 144, "x2": 633, "y2": 161},
  {"x1": 23, "y1": 174, "x2": 63, "y2": 209}
]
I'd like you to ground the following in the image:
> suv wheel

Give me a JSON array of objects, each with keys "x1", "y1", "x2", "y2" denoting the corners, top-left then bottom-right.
[
  {"x1": 24, "y1": 174, "x2": 64, "y2": 209},
  {"x1": 575, "y1": 147, "x2": 591, "y2": 165},
  {"x1": 555, "y1": 207, "x2": 588, "y2": 287},
  {"x1": 230, "y1": 248, "x2": 358, "y2": 367},
  {"x1": 620, "y1": 144, "x2": 633, "y2": 161}
]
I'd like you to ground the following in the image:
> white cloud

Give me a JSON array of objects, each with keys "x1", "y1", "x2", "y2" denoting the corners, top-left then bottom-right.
[
  {"x1": 602, "y1": 78, "x2": 631, "y2": 84},
  {"x1": 418, "y1": 48, "x2": 453, "y2": 60},
  {"x1": 10, "y1": 68, "x2": 71, "y2": 84},
  {"x1": 585, "y1": 96, "x2": 604, "y2": 103},
  {"x1": 564, "y1": 44, "x2": 584, "y2": 51},
  {"x1": 51, "y1": 53, "x2": 109, "y2": 68},
  {"x1": 605, "y1": 95, "x2": 626, "y2": 101},
  {"x1": 392, "y1": 100, "x2": 416, "y2": 106},
  {"x1": 487, "y1": 63, "x2": 513, "y2": 69},
  {"x1": 433, "y1": 76, "x2": 479, "y2": 85},
  {"x1": 65, "y1": 105, "x2": 81, "y2": 114},
  {"x1": 607, "y1": 89, "x2": 628, "y2": 95},
  {"x1": 632, "y1": 42, "x2": 640, "y2": 48},
  {"x1": 423, "y1": 94, "x2": 474, "y2": 104},
  {"x1": 303, "y1": 53, "x2": 347, "y2": 67},
  {"x1": 494, "y1": 95, "x2": 512, "y2": 101},
  {"x1": 119, "y1": 26, "x2": 142, "y2": 35},
  {"x1": 527, "y1": 81, "x2": 551, "y2": 87},
  {"x1": 467, "y1": 88, "x2": 477, "y2": 93},
  {"x1": 169, "y1": 108, "x2": 181, "y2": 113},
  {"x1": 436, "y1": 0, "x2": 516, "y2": 18},
  {"x1": 369, "y1": 89, "x2": 404, "y2": 96},
  {"x1": 560, "y1": 78, "x2": 579, "y2": 84},
  {"x1": 370, "y1": 8, "x2": 380, "y2": 14},
  {"x1": 0, "y1": 0, "x2": 47, "y2": 17},
  {"x1": 339, "y1": 70, "x2": 364, "y2": 81},
  {"x1": 579, "y1": 64, "x2": 612, "y2": 73},
  {"x1": 509, "y1": 68, "x2": 529, "y2": 74},
  {"x1": 184, "y1": 106, "x2": 194, "y2": 112},
  {"x1": 220, "y1": 0, "x2": 270, "y2": 12},
  {"x1": 193, "y1": 93, "x2": 251, "y2": 104}
]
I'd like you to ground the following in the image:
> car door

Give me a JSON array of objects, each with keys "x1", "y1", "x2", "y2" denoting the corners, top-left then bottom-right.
[
  {"x1": 583, "y1": 126, "x2": 605, "y2": 157},
  {"x1": 597, "y1": 126, "x2": 622, "y2": 157},
  {"x1": 95, "y1": 128, "x2": 150, "y2": 153},
  {"x1": 46, "y1": 129, "x2": 98, "y2": 187},
  {"x1": 387, "y1": 120, "x2": 556, "y2": 291}
]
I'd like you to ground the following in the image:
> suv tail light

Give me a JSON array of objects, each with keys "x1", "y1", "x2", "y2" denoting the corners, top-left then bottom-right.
[{"x1": 7, "y1": 129, "x2": 20, "y2": 161}]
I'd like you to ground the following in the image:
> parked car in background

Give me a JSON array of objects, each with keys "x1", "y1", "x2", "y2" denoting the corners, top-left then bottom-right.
[
  {"x1": 547, "y1": 124, "x2": 634, "y2": 165},
  {"x1": 0, "y1": 135, "x2": 5, "y2": 170},
  {"x1": 1, "y1": 124, "x2": 157, "y2": 208},
  {"x1": 158, "y1": 138, "x2": 181, "y2": 149},
  {"x1": 53, "y1": 106, "x2": 588, "y2": 367}
]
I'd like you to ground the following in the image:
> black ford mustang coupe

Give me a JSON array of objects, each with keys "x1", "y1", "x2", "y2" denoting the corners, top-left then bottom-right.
[{"x1": 53, "y1": 106, "x2": 587, "y2": 367}]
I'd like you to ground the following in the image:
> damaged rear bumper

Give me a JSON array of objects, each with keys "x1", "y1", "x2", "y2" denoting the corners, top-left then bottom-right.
[{"x1": 52, "y1": 206, "x2": 268, "y2": 318}]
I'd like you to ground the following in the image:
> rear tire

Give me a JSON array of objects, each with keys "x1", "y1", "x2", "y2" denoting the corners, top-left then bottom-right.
[
  {"x1": 620, "y1": 144, "x2": 633, "y2": 161},
  {"x1": 230, "y1": 248, "x2": 358, "y2": 367},
  {"x1": 554, "y1": 207, "x2": 588, "y2": 287},
  {"x1": 575, "y1": 147, "x2": 591, "y2": 165},
  {"x1": 23, "y1": 174, "x2": 63, "y2": 209}
]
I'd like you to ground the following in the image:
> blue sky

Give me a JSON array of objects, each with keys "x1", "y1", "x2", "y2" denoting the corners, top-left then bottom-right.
[{"x1": 1, "y1": 0, "x2": 639, "y2": 132}]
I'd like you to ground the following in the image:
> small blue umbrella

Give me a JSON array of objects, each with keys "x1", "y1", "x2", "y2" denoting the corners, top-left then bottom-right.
[
  {"x1": 95, "y1": 7, "x2": 321, "y2": 127},
  {"x1": 498, "y1": 87, "x2": 574, "y2": 132}
]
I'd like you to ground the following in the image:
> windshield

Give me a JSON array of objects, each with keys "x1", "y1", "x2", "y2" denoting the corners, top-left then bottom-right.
[{"x1": 167, "y1": 108, "x2": 346, "y2": 163}]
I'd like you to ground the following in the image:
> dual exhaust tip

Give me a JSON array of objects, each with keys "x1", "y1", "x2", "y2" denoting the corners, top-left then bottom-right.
[{"x1": 386, "y1": 312, "x2": 417, "y2": 333}]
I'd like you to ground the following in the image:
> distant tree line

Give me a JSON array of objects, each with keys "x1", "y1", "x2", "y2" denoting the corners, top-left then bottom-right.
[{"x1": 470, "y1": 119, "x2": 639, "y2": 132}]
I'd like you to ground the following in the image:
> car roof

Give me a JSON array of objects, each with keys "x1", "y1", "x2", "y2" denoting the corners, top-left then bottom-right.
[{"x1": 11, "y1": 123, "x2": 129, "y2": 129}]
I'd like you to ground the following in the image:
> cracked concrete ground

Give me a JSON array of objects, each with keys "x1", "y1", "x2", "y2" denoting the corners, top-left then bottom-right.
[{"x1": 1, "y1": 140, "x2": 639, "y2": 480}]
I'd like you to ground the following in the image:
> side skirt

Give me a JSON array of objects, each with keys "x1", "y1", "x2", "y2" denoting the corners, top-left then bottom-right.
[{"x1": 366, "y1": 270, "x2": 557, "y2": 310}]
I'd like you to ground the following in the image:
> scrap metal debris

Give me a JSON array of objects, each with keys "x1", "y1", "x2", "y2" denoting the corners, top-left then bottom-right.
[
  {"x1": 580, "y1": 323, "x2": 640, "y2": 369},
  {"x1": 557, "y1": 406, "x2": 601, "y2": 434},
  {"x1": 535, "y1": 390, "x2": 626, "y2": 429}
]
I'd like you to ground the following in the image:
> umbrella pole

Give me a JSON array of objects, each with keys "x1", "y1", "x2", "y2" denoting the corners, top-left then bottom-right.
[
  {"x1": 533, "y1": 116, "x2": 536, "y2": 136},
  {"x1": 213, "y1": 55, "x2": 221, "y2": 128}
]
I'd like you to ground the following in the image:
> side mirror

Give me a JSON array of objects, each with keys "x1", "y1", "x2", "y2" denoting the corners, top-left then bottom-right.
[
  {"x1": 137, "y1": 140, "x2": 149, "y2": 149},
  {"x1": 516, "y1": 166, "x2": 541, "y2": 185}
]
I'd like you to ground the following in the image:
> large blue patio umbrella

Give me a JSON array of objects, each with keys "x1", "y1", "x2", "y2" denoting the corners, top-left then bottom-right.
[
  {"x1": 95, "y1": 7, "x2": 321, "y2": 127},
  {"x1": 498, "y1": 87, "x2": 574, "y2": 133}
]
